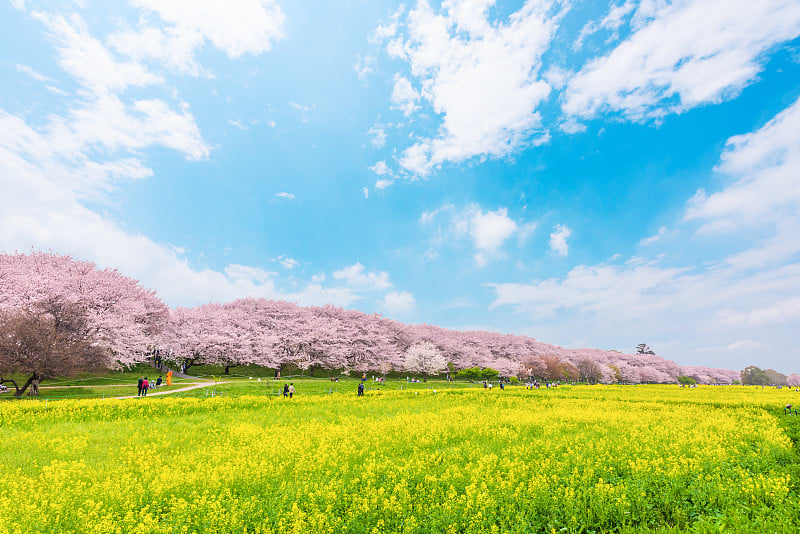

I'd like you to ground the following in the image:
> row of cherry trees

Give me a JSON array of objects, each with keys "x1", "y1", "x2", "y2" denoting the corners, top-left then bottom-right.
[{"x1": 1, "y1": 252, "x2": 754, "y2": 394}]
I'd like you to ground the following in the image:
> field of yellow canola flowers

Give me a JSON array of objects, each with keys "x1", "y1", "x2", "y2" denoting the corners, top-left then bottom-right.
[{"x1": 1, "y1": 385, "x2": 798, "y2": 533}]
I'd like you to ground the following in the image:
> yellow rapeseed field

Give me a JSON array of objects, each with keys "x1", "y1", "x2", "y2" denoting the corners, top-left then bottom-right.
[{"x1": 0, "y1": 385, "x2": 798, "y2": 533}]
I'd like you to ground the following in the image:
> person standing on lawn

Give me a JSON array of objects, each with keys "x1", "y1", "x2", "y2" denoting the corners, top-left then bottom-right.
[
  {"x1": 288, "y1": 383, "x2": 295, "y2": 399},
  {"x1": 137, "y1": 376, "x2": 144, "y2": 396},
  {"x1": 142, "y1": 377, "x2": 149, "y2": 396},
  {"x1": 166, "y1": 370, "x2": 173, "y2": 386}
]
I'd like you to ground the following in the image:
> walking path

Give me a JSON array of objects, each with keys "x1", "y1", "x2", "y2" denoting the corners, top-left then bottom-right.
[
  {"x1": 146, "y1": 359, "x2": 198, "y2": 379},
  {"x1": 38, "y1": 382, "x2": 198, "y2": 389},
  {"x1": 117, "y1": 381, "x2": 228, "y2": 399}
]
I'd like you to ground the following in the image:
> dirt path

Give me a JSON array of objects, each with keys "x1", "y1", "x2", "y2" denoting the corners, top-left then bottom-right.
[
  {"x1": 117, "y1": 382, "x2": 226, "y2": 399},
  {"x1": 38, "y1": 382, "x2": 199, "y2": 389}
]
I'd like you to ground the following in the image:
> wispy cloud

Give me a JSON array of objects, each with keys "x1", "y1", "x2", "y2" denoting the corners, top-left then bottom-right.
[{"x1": 563, "y1": 0, "x2": 800, "y2": 121}]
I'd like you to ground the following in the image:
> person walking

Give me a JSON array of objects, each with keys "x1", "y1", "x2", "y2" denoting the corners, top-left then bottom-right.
[
  {"x1": 357, "y1": 382, "x2": 364, "y2": 397},
  {"x1": 288, "y1": 383, "x2": 295, "y2": 399},
  {"x1": 166, "y1": 370, "x2": 173, "y2": 386},
  {"x1": 283, "y1": 383, "x2": 289, "y2": 398},
  {"x1": 137, "y1": 376, "x2": 144, "y2": 396},
  {"x1": 142, "y1": 377, "x2": 149, "y2": 397}
]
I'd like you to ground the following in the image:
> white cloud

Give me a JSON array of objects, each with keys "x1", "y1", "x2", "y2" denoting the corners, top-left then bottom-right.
[
  {"x1": 549, "y1": 224, "x2": 571, "y2": 256},
  {"x1": 228, "y1": 119, "x2": 248, "y2": 130},
  {"x1": 639, "y1": 225, "x2": 674, "y2": 246},
  {"x1": 564, "y1": 0, "x2": 800, "y2": 121},
  {"x1": 277, "y1": 256, "x2": 300, "y2": 270},
  {"x1": 362, "y1": 187, "x2": 369, "y2": 199},
  {"x1": 423, "y1": 203, "x2": 533, "y2": 265},
  {"x1": 0, "y1": 96, "x2": 207, "y2": 198},
  {"x1": 390, "y1": 74, "x2": 420, "y2": 116},
  {"x1": 558, "y1": 117, "x2": 586, "y2": 134},
  {"x1": 275, "y1": 192, "x2": 295, "y2": 200},
  {"x1": 716, "y1": 298, "x2": 800, "y2": 327},
  {"x1": 354, "y1": 54, "x2": 377, "y2": 79},
  {"x1": 573, "y1": 0, "x2": 635, "y2": 50},
  {"x1": 332, "y1": 263, "x2": 393, "y2": 290},
  {"x1": 491, "y1": 258, "x2": 689, "y2": 319},
  {"x1": 543, "y1": 64, "x2": 571, "y2": 90},
  {"x1": 109, "y1": 25, "x2": 208, "y2": 77},
  {"x1": 109, "y1": 0, "x2": 285, "y2": 75},
  {"x1": 284, "y1": 284, "x2": 362, "y2": 308},
  {"x1": 471, "y1": 208, "x2": 518, "y2": 252},
  {"x1": 685, "y1": 96, "x2": 800, "y2": 232},
  {"x1": 15, "y1": 63, "x2": 53, "y2": 82},
  {"x1": 382, "y1": 290, "x2": 416, "y2": 314},
  {"x1": 386, "y1": 0, "x2": 563, "y2": 175},
  {"x1": 367, "y1": 125, "x2": 387, "y2": 148},
  {"x1": 133, "y1": 0, "x2": 284, "y2": 57},
  {"x1": 35, "y1": 12, "x2": 163, "y2": 94},
  {"x1": 371, "y1": 5, "x2": 404, "y2": 43},
  {"x1": 370, "y1": 160, "x2": 391, "y2": 175},
  {"x1": 489, "y1": 256, "x2": 800, "y2": 371},
  {"x1": 375, "y1": 179, "x2": 394, "y2": 190},
  {"x1": 419, "y1": 203, "x2": 454, "y2": 225}
]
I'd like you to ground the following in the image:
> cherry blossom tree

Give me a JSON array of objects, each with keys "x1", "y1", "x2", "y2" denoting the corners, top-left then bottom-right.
[
  {"x1": 521, "y1": 355, "x2": 546, "y2": 379},
  {"x1": 787, "y1": 373, "x2": 800, "y2": 387},
  {"x1": 0, "y1": 252, "x2": 168, "y2": 390},
  {"x1": 577, "y1": 359, "x2": 604, "y2": 384},
  {"x1": 541, "y1": 355, "x2": 565, "y2": 381},
  {"x1": 0, "y1": 302, "x2": 106, "y2": 396},
  {"x1": 404, "y1": 341, "x2": 447, "y2": 381}
]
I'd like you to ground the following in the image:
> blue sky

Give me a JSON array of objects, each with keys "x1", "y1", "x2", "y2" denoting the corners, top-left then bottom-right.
[{"x1": 2, "y1": 0, "x2": 800, "y2": 373}]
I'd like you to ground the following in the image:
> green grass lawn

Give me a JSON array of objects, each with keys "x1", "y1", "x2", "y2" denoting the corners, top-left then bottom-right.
[{"x1": 1, "y1": 373, "x2": 486, "y2": 400}]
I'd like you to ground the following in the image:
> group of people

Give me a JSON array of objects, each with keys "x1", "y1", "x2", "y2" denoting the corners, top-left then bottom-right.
[
  {"x1": 136, "y1": 370, "x2": 173, "y2": 396},
  {"x1": 137, "y1": 376, "x2": 161, "y2": 396},
  {"x1": 282, "y1": 383, "x2": 296, "y2": 398}
]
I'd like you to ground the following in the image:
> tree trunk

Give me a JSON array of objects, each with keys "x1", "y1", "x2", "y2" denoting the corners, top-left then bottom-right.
[
  {"x1": 14, "y1": 373, "x2": 40, "y2": 398},
  {"x1": 0, "y1": 374, "x2": 21, "y2": 397}
]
